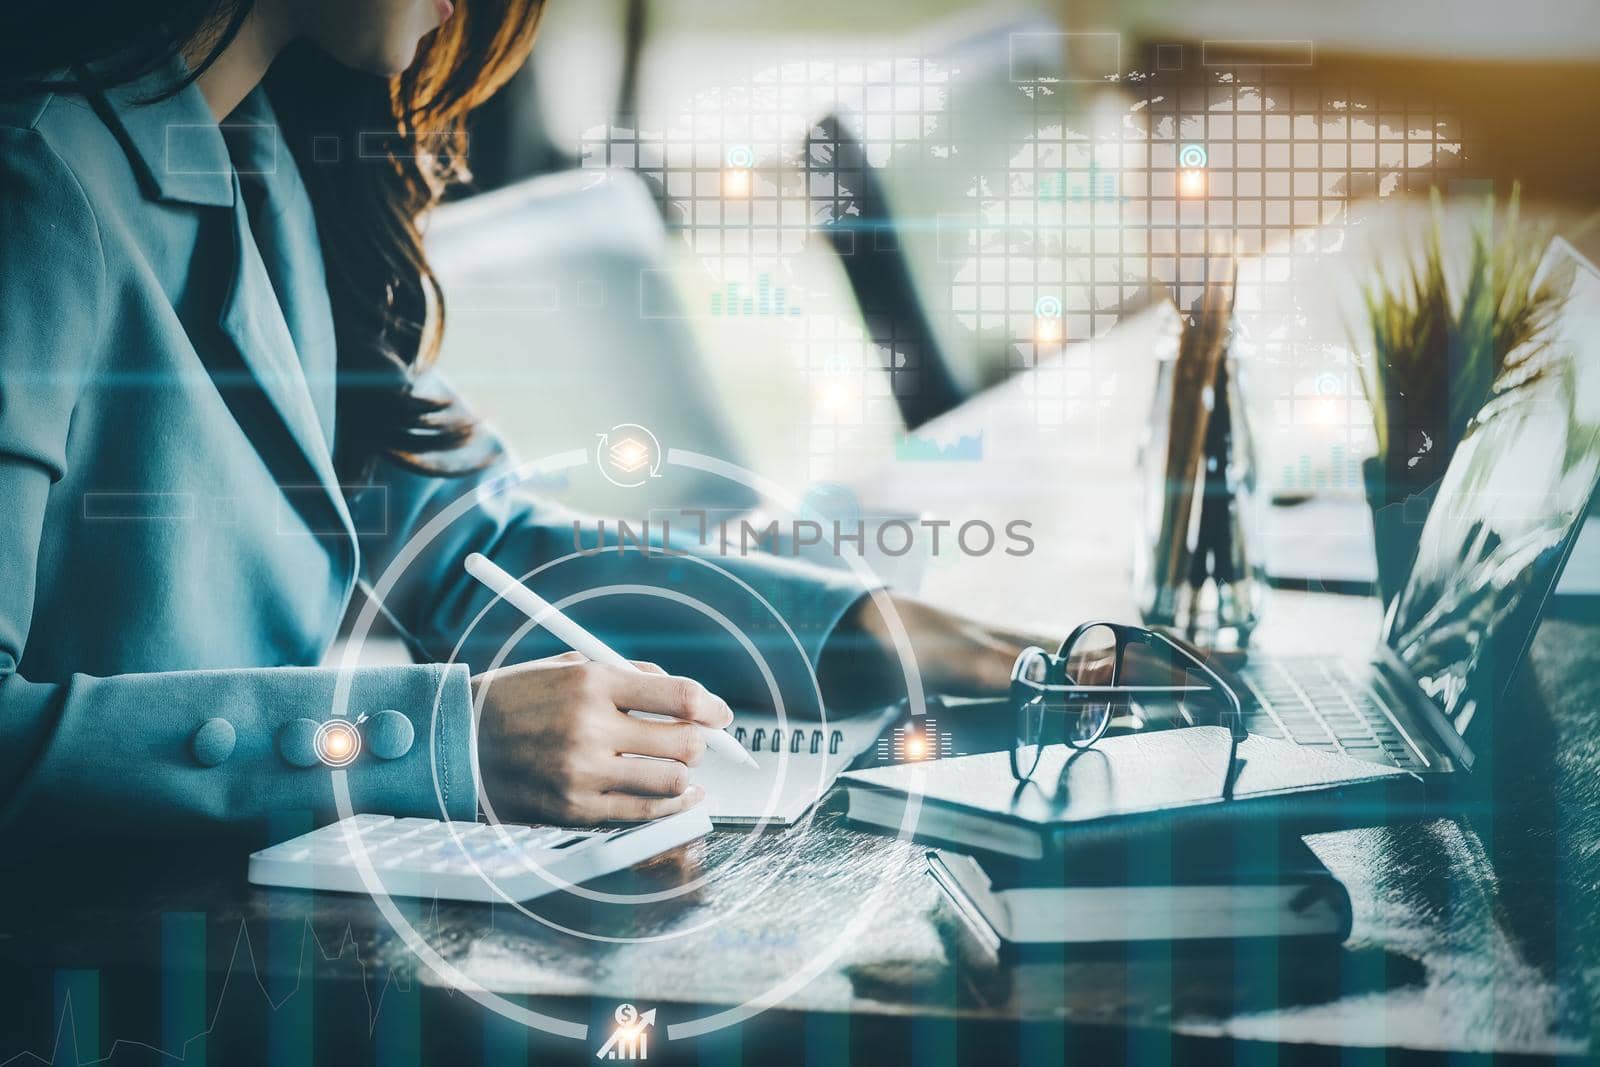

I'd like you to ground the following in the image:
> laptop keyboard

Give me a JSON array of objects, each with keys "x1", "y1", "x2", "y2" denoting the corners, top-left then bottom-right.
[{"x1": 1236, "y1": 658, "x2": 1426, "y2": 770}]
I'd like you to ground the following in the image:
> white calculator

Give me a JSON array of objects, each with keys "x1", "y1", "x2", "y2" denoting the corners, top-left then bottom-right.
[{"x1": 248, "y1": 809, "x2": 712, "y2": 903}]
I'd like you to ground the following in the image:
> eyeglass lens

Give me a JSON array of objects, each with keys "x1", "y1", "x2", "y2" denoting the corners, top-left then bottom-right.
[
  {"x1": 1062, "y1": 623, "x2": 1123, "y2": 746},
  {"x1": 1011, "y1": 648, "x2": 1050, "y2": 780},
  {"x1": 1013, "y1": 624, "x2": 1133, "y2": 780}
]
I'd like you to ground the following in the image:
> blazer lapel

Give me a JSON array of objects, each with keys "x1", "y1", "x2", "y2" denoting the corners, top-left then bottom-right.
[
  {"x1": 223, "y1": 91, "x2": 340, "y2": 447},
  {"x1": 215, "y1": 178, "x2": 357, "y2": 545},
  {"x1": 92, "y1": 62, "x2": 356, "y2": 552}
]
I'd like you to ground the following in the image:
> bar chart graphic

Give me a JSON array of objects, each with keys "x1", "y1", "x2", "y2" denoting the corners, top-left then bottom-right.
[
  {"x1": 709, "y1": 274, "x2": 804, "y2": 317},
  {"x1": 1036, "y1": 165, "x2": 1122, "y2": 203},
  {"x1": 1279, "y1": 443, "x2": 1363, "y2": 491},
  {"x1": 876, "y1": 718, "x2": 956, "y2": 763}
]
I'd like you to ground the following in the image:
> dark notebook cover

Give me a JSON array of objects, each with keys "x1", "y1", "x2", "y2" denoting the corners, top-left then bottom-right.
[
  {"x1": 973, "y1": 827, "x2": 1337, "y2": 888},
  {"x1": 842, "y1": 726, "x2": 1424, "y2": 859},
  {"x1": 927, "y1": 832, "x2": 1353, "y2": 946}
]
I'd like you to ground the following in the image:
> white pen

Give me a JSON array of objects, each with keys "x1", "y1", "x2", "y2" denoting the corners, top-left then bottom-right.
[{"x1": 463, "y1": 552, "x2": 759, "y2": 770}]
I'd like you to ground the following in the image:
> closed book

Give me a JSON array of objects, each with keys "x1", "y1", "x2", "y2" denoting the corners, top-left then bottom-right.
[
  {"x1": 927, "y1": 833, "x2": 1352, "y2": 946},
  {"x1": 841, "y1": 726, "x2": 1421, "y2": 860}
]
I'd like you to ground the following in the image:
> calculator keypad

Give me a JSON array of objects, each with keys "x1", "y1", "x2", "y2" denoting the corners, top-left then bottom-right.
[{"x1": 259, "y1": 815, "x2": 603, "y2": 879}]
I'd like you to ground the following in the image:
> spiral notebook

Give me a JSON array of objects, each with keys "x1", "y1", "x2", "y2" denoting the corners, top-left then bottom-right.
[{"x1": 693, "y1": 704, "x2": 900, "y2": 827}]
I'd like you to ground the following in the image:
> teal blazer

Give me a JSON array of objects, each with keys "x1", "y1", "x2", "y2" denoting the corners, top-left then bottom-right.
[{"x1": 0, "y1": 65, "x2": 867, "y2": 835}]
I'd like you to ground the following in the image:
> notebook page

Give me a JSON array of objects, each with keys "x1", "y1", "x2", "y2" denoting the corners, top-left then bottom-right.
[{"x1": 694, "y1": 704, "x2": 900, "y2": 826}]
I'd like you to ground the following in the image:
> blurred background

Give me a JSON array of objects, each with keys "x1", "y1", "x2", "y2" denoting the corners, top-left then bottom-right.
[{"x1": 426, "y1": 0, "x2": 1600, "y2": 526}]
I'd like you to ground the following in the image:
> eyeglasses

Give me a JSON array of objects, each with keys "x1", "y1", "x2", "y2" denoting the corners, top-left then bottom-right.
[{"x1": 1009, "y1": 621, "x2": 1246, "y2": 782}]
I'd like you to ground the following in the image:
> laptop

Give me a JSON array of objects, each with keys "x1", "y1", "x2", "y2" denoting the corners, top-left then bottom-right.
[{"x1": 1232, "y1": 237, "x2": 1600, "y2": 789}]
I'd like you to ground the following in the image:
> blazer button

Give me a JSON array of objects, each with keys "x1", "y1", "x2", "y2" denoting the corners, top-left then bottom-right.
[
  {"x1": 278, "y1": 718, "x2": 322, "y2": 768},
  {"x1": 191, "y1": 718, "x2": 237, "y2": 768},
  {"x1": 367, "y1": 710, "x2": 414, "y2": 760}
]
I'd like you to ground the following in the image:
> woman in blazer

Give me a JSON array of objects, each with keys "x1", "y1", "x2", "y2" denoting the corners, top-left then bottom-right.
[{"x1": 0, "y1": 0, "x2": 1034, "y2": 836}]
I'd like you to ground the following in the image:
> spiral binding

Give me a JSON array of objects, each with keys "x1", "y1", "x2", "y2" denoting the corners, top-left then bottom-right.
[{"x1": 732, "y1": 726, "x2": 846, "y2": 755}]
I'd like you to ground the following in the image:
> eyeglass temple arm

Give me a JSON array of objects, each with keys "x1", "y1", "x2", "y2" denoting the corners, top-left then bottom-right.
[
  {"x1": 1014, "y1": 681, "x2": 1213, "y2": 695},
  {"x1": 1019, "y1": 679, "x2": 1250, "y2": 741},
  {"x1": 1146, "y1": 632, "x2": 1251, "y2": 744}
]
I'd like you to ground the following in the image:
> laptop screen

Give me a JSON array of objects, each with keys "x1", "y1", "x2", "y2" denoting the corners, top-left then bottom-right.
[{"x1": 1383, "y1": 239, "x2": 1600, "y2": 740}]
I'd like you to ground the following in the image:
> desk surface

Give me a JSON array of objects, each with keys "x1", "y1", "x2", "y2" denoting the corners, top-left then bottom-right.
[{"x1": 3, "y1": 320, "x2": 1597, "y2": 1063}]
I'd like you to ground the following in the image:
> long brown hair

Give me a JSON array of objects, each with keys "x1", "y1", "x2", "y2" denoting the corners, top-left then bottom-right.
[
  {"x1": 0, "y1": 1, "x2": 545, "y2": 479},
  {"x1": 269, "y1": 5, "x2": 544, "y2": 479}
]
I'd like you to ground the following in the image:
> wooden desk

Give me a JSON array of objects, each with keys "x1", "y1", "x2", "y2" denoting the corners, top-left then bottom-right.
[{"x1": 2, "y1": 318, "x2": 1596, "y2": 1064}]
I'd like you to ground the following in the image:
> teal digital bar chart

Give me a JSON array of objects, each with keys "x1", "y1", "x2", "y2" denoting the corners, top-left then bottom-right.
[
  {"x1": 710, "y1": 274, "x2": 804, "y2": 317},
  {"x1": 1280, "y1": 443, "x2": 1362, "y2": 490}
]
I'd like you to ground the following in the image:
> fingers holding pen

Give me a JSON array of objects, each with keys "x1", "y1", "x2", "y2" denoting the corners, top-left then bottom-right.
[
  {"x1": 614, "y1": 714, "x2": 707, "y2": 765},
  {"x1": 471, "y1": 652, "x2": 730, "y2": 825},
  {"x1": 601, "y1": 663, "x2": 735, "y2": 728},
  {"x1": 596, "y1": 755, "x2": 700, "y2": 797}
]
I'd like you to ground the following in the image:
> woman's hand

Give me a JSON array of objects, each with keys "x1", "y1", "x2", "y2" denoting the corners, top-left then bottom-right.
[
  {"x1": 471, "y1": 651, "x2": 734, "y2": 825},
  {"x1": 818, "y1": 593, "x2": 1047, "y2": 707}
]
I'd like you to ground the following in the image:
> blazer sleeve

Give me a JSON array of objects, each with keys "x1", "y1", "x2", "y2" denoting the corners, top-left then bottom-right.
[
  {"x1": 0, "y1": 126, "x2": 479, "y2": 837},
  {"x1": 354, "y1": 393, "x2": 878, "y2": 718}
]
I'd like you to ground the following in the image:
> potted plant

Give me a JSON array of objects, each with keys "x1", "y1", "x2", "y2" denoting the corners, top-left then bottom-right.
[{"x1": 1356, "y1": 186, "x2": 1569, "y2": 607}]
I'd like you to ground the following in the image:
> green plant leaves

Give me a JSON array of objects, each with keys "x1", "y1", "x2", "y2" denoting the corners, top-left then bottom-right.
[{"x1": 1358, "y1": 183, "x2": 1563, "y2": 506}]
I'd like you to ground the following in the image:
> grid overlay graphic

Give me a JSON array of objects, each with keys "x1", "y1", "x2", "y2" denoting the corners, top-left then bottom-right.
[{"x1": 579, "y1": 36, "x2": 1484, "y2": 488}]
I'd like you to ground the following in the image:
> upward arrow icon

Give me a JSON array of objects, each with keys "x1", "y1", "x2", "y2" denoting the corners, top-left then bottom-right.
[{"x1": 596, "y1": 1005, "x2": 657, "y2": 1059}]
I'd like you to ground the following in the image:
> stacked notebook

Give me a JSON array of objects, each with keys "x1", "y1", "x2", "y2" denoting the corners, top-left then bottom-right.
[
  {"x1": 926, "y1": 835, "x2": 1351, "y2": 949},
  {"x1": 838, "y1": 727, "x2": 1392, "y2": 946},
  {"x1": 839, "y1": 726, "x2": 1413, "y2": 860}
]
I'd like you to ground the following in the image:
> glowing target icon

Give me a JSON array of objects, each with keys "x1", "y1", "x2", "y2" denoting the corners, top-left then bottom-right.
[
  {"x1": 314, "y1": 719, "x2": 362, "y2": 768},
  {"x1": 1314, "y1": 372, "x2": 1343, "y2": 396},
  {"x1": 1178, "y1": 143, "x2": 1208, "y2": 169},
  {"x1": 1033, "y1": 295, "x2": 1065, "y2": 344},
  {"x1": 723, "y1": 145, "x2": 755, "y2": 197}
]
